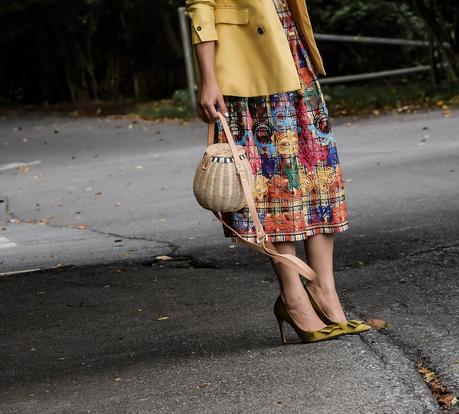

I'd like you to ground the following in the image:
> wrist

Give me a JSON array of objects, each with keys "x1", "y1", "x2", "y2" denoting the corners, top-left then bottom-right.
[{"x1": 202, "y1": 75, "x2": 219, "y2": 87}]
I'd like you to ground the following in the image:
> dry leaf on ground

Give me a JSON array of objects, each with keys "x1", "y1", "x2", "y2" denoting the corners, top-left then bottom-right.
[{"x1": 367, "y1": 319, "x2": 390, "y2": 330}]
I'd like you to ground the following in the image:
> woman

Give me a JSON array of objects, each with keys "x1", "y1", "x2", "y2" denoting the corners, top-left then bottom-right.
[{"x1": 186, "y1": 0, "x2": 370, "y2": 343}]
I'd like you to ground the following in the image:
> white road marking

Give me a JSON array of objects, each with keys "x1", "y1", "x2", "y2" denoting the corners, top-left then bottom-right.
[
  {"x1": 0, "y1": 236, "x2": 17, "y2": 249},
  {"x1": 0, "y1": 265, "x2": 67, "y2": 277},
  {"x1": 0, "y1": 160, "x2": 42, "y2": 172},
  {"x1": 0, "y1": 268, "x2": 41, "y2": 277}
]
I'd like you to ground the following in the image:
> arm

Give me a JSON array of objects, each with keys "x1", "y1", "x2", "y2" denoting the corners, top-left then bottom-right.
[
  {"x1": 185, "y1": 0, "x2": 228, "y2": 123},
  {"x1": 194, "y1": 41, "x2": 229, "y2": 123}
]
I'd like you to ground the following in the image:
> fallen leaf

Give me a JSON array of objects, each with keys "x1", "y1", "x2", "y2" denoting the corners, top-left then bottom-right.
[
  {"x1": 18, "y1": 165, "x2": 30, "y2": 173},
  {"x1": 367, "y1": 319, "x2": 390, "y2": 330},
  {"x1": 155, "y1": 255, "x2": 173, "y2": 261},
  {"x1": 423, "y1": 370, "x2": 437, "y2": 382},
  {"x1": 437, "y1": 394, "x2": 457, "y2": 407},
  {"x1": 72, "y1": 224, "x2": 89, "y2": 230}
]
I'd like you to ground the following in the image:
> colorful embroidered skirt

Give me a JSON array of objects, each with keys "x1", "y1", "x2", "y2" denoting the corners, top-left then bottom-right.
[{"x1": 213, "y1": 0, "x2": 349, "y2": 243}]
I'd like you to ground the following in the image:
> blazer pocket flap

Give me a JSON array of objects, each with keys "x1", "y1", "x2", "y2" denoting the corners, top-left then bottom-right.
[{"x1": 215, "y1": 8, "x2": 249, "y2": 24}]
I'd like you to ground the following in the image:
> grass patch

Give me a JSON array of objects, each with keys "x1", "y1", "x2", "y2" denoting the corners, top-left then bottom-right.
[
  {"x1": 130, "y1": 89, "x2": 195, "y2": 121},
  {"x1": 131, "y1": 80, "x2": 459, "y2": 121},
  {"x1": 322, "y1": 79, "x2": 459, "y2": 116},
  {"x1": 1, "y1": 80, "x2": 458, "y2": 121}
]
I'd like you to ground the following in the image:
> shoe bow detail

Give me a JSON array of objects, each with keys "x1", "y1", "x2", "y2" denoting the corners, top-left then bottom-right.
[
  {"x1": 346, "y1": 319, "x2": 365, "y2": 328},
  {"x1": 319, "y1": 325, "x2": 343, "y2": 334}
]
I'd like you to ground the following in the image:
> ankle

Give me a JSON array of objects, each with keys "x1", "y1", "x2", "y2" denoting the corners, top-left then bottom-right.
[
  {"x1": 281, "y1": 291, "x2": 306, "y2": 308},
  {"x1": 308, "y1": 280, "x2": 336, "y2": 295}
]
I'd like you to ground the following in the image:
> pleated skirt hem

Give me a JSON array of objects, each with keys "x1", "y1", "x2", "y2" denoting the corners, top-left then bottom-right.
[{"x1": 225, "y1": 221, "x2": 349, "y2": 243}]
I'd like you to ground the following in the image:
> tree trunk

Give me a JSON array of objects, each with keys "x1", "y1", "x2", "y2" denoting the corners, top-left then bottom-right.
[{"x1": 411, "y1": 0, "x2": 459, "y2": 79}]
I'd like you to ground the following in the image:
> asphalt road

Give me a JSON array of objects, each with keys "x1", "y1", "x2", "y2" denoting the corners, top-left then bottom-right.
[{"x1": 0, "y1": 108, "x2": 458, "y2": 413}]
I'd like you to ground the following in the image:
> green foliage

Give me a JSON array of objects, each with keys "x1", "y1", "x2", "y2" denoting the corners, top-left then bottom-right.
[
  {"x1": 0, "y1": 0, "x2": 186, "y2": 103},
  {"x1": 171, "y1": 89, "x2": 192, "y2": 108},
  {"x1": 405, "y1": 0, "x2": 459, "y2": 78},
  {"x1": 322, "y1": 78, "x2": 459, "y2": 114},
  {"x1": 131, "y1": 89, "x2": 195, "y2": 120},
  {"x1": 0, "y1": 0, "x2": 457, "y2": 104},
  {"x1": 309, "y1": 0, "x2": 427, "y2": 75}
]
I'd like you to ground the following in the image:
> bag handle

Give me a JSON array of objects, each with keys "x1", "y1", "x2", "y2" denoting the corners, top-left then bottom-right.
[
  {"x1": 207, "y1": 112, "x2": 318, "y2": 282},
  {"x1": 207, "y1": 120, "x2": 223, "y2": 146}
]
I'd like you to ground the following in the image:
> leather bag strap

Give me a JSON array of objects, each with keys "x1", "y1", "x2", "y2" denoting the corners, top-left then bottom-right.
[{"x1": 207, "y1": 112, "x2": 318, "y2": 282}]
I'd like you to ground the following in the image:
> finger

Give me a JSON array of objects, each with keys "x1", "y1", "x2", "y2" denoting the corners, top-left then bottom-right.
[
  {"x1": 197, "y1": 105, "x2": 205, "y2": 122},
  {"x1": 206, "y1": 103, "x2": 219, "y2": 122},
  {"x1": 196, "y1": 94, "x2": 205, "y2": 122},
  {"x1": 217, "y1": 96, "x2": 229, "y2": 117},
  {"x1": 199, "y1": 103, "x2": 211, "y2": 123}
]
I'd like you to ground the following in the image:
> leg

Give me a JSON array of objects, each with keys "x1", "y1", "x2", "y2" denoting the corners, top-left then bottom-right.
[
  {"x1": 303, "y1": 234, "x2": 346, "y2": 322},
  {"x1": 270, "y1": 241, "x2": 327, "y2": 331}
]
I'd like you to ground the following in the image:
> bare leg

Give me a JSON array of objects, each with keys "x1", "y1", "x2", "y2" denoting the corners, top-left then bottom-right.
[
  {"x1": 303, "y1": 234, "x2": 346, "y2": 322},
  {"x1": 270, "y1": 241, "x2": 326, "y2": 331}
]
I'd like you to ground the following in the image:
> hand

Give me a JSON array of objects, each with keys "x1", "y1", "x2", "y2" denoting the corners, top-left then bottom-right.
[{"x1": 198, "y1": 78, "x2": 229, "y2": 123}]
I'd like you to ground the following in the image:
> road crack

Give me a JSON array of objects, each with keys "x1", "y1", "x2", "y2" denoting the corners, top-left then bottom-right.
[{"x1": 0, "y1": 194, "x2": 179, "y2": 253}]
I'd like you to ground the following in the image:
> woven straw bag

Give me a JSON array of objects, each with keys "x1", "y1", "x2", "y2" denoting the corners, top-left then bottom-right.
[
  {"x1": 192, "y1": 112, "x2": 319, "y2": 283},
  {"x1": 193, "y1": 138, "x2": 254, "y2": 212}
]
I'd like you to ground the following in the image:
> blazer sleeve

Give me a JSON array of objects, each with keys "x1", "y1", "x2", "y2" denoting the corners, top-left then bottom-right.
[{"x1": 185, "y1": 0, "x2": 218, "y2": 44}]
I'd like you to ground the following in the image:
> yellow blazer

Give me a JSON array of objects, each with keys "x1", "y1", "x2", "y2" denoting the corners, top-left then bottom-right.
[{"x1": 185, "y1": 0, "x2": 326, "y2": 97}]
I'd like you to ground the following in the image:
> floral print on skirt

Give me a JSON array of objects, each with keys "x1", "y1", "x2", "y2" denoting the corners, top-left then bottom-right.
[{"x1": 213, "y1": 0, "x2": 349, "y2": 243}]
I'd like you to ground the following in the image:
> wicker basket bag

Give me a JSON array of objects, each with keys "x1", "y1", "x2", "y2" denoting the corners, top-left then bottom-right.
[
  {"x1": 193, "y1": 139, "x2": 254, "y2": 212},
  {"x1": 192, "y1": 112, "x2": 319, "y2": 283}
]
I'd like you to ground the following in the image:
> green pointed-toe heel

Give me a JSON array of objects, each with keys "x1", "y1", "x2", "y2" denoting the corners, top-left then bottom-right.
[
  {"x1": 304, "y1": 286, "x2": 371, "y2": 335},
  {"x1": 274, "y1": 296, "x2": 346, "y2": 344}
]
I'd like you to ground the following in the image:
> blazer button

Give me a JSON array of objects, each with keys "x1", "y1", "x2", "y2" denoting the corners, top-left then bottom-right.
[
  {"x1": 257, "y1": 26, "x2": 265, "y2": 34},
  {"x1": 196, "y1": 25, "x2": 202, "y2": 31}
]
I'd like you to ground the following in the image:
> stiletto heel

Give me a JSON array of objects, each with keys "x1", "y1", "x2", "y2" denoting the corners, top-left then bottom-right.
[
  {"x1": 304, "y1": 285, "x2": 371, "y2": 335},
  {"x1": 273, "y1": 296, "x2": 345, "y2": 344},
  {"x1": 276, "y1": 315, "x2": 288, "y2": 345}
]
